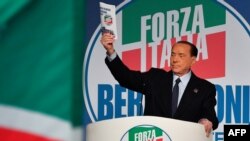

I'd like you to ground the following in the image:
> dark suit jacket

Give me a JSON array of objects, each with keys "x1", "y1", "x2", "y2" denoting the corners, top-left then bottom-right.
[{"x1": 105, "y1": 55, "x2": 219, "y2": 130}]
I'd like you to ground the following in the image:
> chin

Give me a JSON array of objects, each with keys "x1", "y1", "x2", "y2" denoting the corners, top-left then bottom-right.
[
  {"x1": 173, "y1": 70, "x2": 182, "y2": 75},
  {"x1": 172, "y1": 70, "x2": 179, "y2": 74},
  {"x1": 172, "y1": 68, "x2": 179, "y2": 72}
]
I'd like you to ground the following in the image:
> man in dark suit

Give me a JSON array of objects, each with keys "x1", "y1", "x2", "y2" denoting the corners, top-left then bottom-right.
[{"x1": 100, "y1": 33, "x2": 219, "y2": 137}]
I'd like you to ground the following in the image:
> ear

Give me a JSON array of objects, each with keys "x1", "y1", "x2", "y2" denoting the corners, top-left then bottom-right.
[{"x1": 191, "y1": 56, "x2": 196, "y2": 66}]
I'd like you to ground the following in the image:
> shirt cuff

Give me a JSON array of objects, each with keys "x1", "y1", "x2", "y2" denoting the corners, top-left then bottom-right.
[{"x1": 107, "y1": 51, "x2": 117, "y2": 62}]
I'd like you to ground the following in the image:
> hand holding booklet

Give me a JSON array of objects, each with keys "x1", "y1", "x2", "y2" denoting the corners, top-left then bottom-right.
[{"x1": 99, "y1": 2, "x2": 118, "y2": 39}]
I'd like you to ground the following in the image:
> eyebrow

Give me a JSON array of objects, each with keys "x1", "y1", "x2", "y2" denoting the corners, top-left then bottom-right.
[{"x1": 171, "y1": 52, "x2": 185, "y2": 55}]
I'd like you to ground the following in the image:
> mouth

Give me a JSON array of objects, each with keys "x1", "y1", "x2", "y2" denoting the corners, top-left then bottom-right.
[{"x1": 171, "y1": 65, "x2": 178, "y2": 69}]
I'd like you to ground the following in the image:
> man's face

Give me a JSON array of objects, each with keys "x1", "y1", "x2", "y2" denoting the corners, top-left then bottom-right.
[{"x1": 170, "y1": 43, "x2": 196, "y2": 76}]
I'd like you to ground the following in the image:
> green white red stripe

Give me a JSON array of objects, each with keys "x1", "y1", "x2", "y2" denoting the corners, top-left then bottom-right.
[{"x1": 0, "y1": 104, "x2": 82, "y2": 141}]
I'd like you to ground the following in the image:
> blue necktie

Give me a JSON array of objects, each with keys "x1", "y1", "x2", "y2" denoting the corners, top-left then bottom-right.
[{"x1": 172, "y1": 78, "x2": 181, "y2": 116}]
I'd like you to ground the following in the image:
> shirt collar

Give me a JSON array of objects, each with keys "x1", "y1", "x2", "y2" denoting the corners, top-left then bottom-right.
[{"x1": 173, "y1": 71, "x2": 191, "y2": 86}]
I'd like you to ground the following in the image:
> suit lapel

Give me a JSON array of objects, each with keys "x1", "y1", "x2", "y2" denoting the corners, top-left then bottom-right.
[{"x1": 162, "y1": 72, "x2": 173, "y2": 111}]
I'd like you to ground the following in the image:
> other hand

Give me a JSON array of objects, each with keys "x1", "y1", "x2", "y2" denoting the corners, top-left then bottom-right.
[{"x1": 198, "y1": 118, "x2": 213, "y2": 137}]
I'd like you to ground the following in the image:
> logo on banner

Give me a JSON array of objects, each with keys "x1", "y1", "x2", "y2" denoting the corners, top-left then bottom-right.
[
  {"x1": 121, "y1": 1, "x2": 226, "y2": 78},
  {"x1": 120, "y1": 125, "x2": 171, "y2": 141}
]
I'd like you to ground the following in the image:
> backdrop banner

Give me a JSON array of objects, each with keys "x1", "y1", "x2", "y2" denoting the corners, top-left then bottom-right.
[{"x1": 84, "y1": 0, "x2": 250, "y2": 141}]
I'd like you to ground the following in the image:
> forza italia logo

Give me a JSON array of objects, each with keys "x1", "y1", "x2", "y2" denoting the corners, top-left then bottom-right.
[
  {"x1": 121, "y1": 1, "x2": 226, "y2": 78},
  {"x1": 121, "y1": 125, "x2": 171, "y2": 141}
]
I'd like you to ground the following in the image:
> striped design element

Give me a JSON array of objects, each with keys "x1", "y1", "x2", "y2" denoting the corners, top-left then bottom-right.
[{"x1": 0, "y1": 105, "x2": 82, "y2": 141}]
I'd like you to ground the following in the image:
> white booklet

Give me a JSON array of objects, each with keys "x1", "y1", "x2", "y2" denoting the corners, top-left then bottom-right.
[{"x1": 99, "y1": 2, "x2": 118, "y2": 39}]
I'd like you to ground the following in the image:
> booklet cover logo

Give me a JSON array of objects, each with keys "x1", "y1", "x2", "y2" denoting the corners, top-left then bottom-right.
[{"x1": 104, "y1": 15, "x2": 113, "y2": 25}]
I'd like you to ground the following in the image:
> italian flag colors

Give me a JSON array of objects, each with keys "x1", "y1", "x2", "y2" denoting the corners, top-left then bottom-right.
[
  {"x1": 0, "y1": 0, "x2": 85, "y2": 140},
  {"x1": 0, "y1": 105, "x2": 74, "y2": 141}
]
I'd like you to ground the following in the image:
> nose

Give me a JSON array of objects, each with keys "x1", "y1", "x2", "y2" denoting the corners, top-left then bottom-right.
[{"x1": 172, "y1": 56, "x2": 179, "y2": 63}]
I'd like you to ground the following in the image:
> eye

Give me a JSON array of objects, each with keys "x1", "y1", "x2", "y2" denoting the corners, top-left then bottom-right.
[{"x1": 179, "y1": 54, "x2": 185, "y2": 58}]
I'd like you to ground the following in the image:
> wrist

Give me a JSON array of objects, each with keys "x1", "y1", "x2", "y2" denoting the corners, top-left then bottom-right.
[{"x1": 106, "y1": 48, "x2": 115, "y2": 56}]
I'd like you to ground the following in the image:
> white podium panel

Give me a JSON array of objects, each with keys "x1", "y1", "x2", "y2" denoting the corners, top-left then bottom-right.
[{"x1": 86, "y1": 116, "x2": 212, "y2": 141}]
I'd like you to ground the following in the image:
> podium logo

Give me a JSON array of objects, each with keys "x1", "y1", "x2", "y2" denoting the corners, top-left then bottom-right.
[{"x1": 121, "y1": 125, "x2": 171, "y2": 141}]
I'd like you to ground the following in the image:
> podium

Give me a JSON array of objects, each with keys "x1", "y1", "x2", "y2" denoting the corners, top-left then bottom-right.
[{"x1": 86, "y1": 116, "x2": 212, "y2": 141}]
